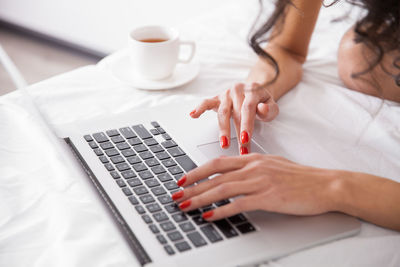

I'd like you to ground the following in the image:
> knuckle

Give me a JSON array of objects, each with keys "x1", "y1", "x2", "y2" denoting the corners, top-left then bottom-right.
[
  {"x1": 233, "y1": 198, "x2": 248, "y2": 211},
  {"x1": 210, "y1": 157, "x2": 222, "y2": 168},
  {"x1": 216, "y1": 183, "x2": 229, "y2": 194},
  {"x1": 218, "y1": 106, "x2": 230, "y2": 116}
]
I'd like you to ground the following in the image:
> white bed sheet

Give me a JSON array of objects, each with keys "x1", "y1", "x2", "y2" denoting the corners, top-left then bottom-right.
[{"x1": 1, "y1": 1, "x2": 399, "y2": 266}]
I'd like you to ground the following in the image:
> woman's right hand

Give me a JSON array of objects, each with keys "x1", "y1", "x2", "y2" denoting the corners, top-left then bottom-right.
[{"x1": 189, "y1": 82, "x2": 279, "y2": 154}]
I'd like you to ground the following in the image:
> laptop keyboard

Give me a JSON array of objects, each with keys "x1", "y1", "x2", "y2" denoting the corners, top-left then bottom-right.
[{"x1": 83, "y1": 122, "x2": 255, "y2": 255}]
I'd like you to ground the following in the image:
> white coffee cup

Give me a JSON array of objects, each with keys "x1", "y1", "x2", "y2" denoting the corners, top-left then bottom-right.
[{"x1": 129, "y1": 25, "x2": 196, "y2": 80}]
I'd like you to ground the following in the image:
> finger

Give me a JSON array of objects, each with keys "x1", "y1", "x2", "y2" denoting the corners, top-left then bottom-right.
[
  {"x1": 176, "y1": 156, "x2": 246, "y2": 187},
  {"x1": 230, "y1": 83, "x2": 245, "y2": 148},
  {"x1": 173, "y1": 168, "x2": 247, "y2": 202},
  {"x1": 190, "y1": 96, "x2": 219, "y2": 118},
  {"x1": 256, "y1": 100, "x2": 279, "y2": 122},
  {"x1": 217, "y1": 90, "x2": 232, "y2": 149},
  {"x1": 202, "y1": 195, "x2": 259, "y2": 221},
  {"x1": 178, "y1": 180, "x2": 259, "y2": 212},
  {"x1": 239, "y1": 96, "x2": 257, "y2": 146}
]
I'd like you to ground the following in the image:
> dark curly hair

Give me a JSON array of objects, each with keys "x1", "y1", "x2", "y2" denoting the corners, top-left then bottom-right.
[{"x1": 249, "y1": 0, "x2": 400, "y2": 87}]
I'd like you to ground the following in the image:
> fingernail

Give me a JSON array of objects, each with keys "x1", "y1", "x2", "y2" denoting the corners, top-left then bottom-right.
[
  {"x1": 202, "y1": 210, "x2": 214, "y2": 219},
  {"x1": 177, "y1": 175, "x2": 187, "y2": 187},
  {"x1": 240, "y1": 131, "x2": 249, "y2": 144},
  {"x1": 179, "y1": 199, "x2": 191, "y2": 209},
  {"x1": 172, "y1": 190, "x2": 184, "y2": 201},
  {"x1": 220, "y1": 136, "x2": 228, "y2": 148},
  {"x1": 189, "y1": 110, "x2": 196, "y2": 117},
  {"x1": 240, "y1": 146, "x2": 248, "y2": 155}
]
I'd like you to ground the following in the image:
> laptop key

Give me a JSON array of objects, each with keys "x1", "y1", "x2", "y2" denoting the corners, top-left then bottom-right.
[
  {"x1": 236, "y1": 223, "x2": 256, "y2": 234},
  {"x1": 133, "y1": 163, "x2": 147, "y2": 172},
  {"x1": 167, "y1": 231, "x2": 183, "y2": 242},
  {"x1": 84, "y1": 135, "x2": 93, "y2": 142},
  {"x1": 158, "y1": 195, "x2": 173, "y2": 205},
  {"x1": 172, "y1": 212, "x2": 188, "y2": 222},
  {"x1": 122, "y1": 187, "x2": 132, "y2": 196},
  {"x1": 139, "y1": 170, "x2": 153, "y2": 180},
  {"x1": 215, "y1": 199, "x2": 231, "y2": 207},
  {"x1": 128, "y1": 137, "x2": 142, "y2": 146},
  {"x1": 140, "y1": 194, "x2": 155, "y2": 204},
  {"x1": 99, "y1": 156, "x2": 109, "y2": 163},
  {"x1": 116, "y1": 142, "x2": 130, "y2": 150},
  {"x1": 187, "y1": 209, "x2": 201, "y2": 216},
  {"x1": 150, "y1": 145, "x2": 164, "y2": 153},
  {"x1": 133, "y1": 144, "x2": 148, "y2": 153},
  {"x1": 179, "y1": 221, "x2": 195, "y2": 232},
  {"x1": 149, "y1": 224, "x2": 160, "y2": 234},
  {"x1": 145, "y1": 179, "x2": 160, "y2": 187},
  {"x1": 121, "y1": 170, "x2": 136, "y2": 179},
  {"x1": 200, "y1": 225, "x2": 223, "y2": 243},
  {"x1": 165, "y1": 203, "x2": 180, "y2": 214},
  {"x1": 157, "y1": 173, "x2": 173, "y2": 182},
  {"x1": 116, "y1": 179, "x2": 126, "y2": 188},
  {"x1": 214, "y1": 219, "x2": 238, "y2": 238},
  {"x1": 93, "y1": 132, "x2": 109, "y2": 143},
  {"x1": 132, "y1": 124, "x2": 152, "y2": 139},
  {"x1": 167, "y1": 147, "x2": 185, "y2": 157},
  {"x1": 146, "y1": 203, "x2": 162, "y2": 213},
  {"x1": 174, "y1": 175, "x2": 184, "y2": 181},
  {"x1": 160, "y1": 221, "x2": 176, "y2": 232},
  {"x1": 89, "y1": 141, "x2": 98, "y2": 149},
  {"x1": 157, "y1": 127, "x2": 166, "y2": 134},
  {"x1": 153, "y1": 211, "x2": 169, "y2": 222},
  {"x1": 105, "y1": 148, "x2": 119, "y2": 157},
  {"x1": 138, "y1": 151, "x2": 153, "y2": 160},
  {"x1": 152, "y1": 165, "x2": 166, "y2": 174},
  {"x1": 164, "y1": 245, "x2": 175, "y2": 255},
  {"x1": 144, "y1": 138, "x2": 158, "y2": 146},
  {"x1": 156, "y1": 152, "x2": 170, "y2": 160},
  {"x1": 120, "y1": 127, "x2": 137, "y2": 139},
  {"x1": 164, "y1": 181, "x2": 179, "y2": 191},
  {"x1": 94, "y1": 148, "x2": 103, "y2": 156},
  {"x1": 128, "y1": 196, "x2": 139, "y2": 205},
  {"x1": 122, "y1": 149, "x2": 135, "y2": 157},
  {"x1": 110, "y1": 155, "x2": 125, "y2": 164},
  {"x1": 106, "y1": 129, "x2": 119, "y2": 137},
  {"x1": 157, "y1": 235, "x2": 167, "y2": 244},
  {"x1": 100, "y1": 142, "x2": 114, "y2": 150},
  {"x1": 162, "y1": 133, "x2": 171, "y2": 140},
  {"x1": 111, "y1": 135, "x2": 125, "y2": 144},
  {"x1": 116, "y1": 162, "x2": 131, "y2": 172},
  {"x1": 150, "y1": 129, "x2": 160, "y2": 135},
  {"x1": 228, "y1": 214, "x2": 247, "y2": 225},
  {"x1": 110, "y1": 171, "x2": 120, "y2": 179},
  {"x1": 161, "y1": 140, "x2": 177, "y2": 149},
  {"x1": 168, "y1": 166, "x2": 183, "y2": 175},
  {"x1": 142, "y1": 214, "x2": 153, "y2": 224},
  {"x1": 145, "y1": 158, "x2": 159, "y2": 167},
  {"x1": 104, "y1": 163, "x2": 114, "y2": 171},
  {"x1": 187, "y1": 232, "x2": 207, "y2": 247},
  {"x1": 151, "y1": 186, "x2": 167, "y2": 196},
  {"x1": 133, "y1": 186, "x2": 148, "y2": 195},
  {"x1": 151, "y1": 121, "x2": 160, "y2": 128},
  {"x1": 192, "y1": 216, "x2": 207, "y2": 225},
  {"x1": 127, "y1": 156, "x2": 141, "y2": 165},
  {"x1": 175, "y1": 155, "x2": 198, "y2": 172},
  {"x1": 175, "y1": 241, "x2": 191, "y2": 252},
  {"x1": 127, "y1": 178, "x2": 142, "y2": 187},
  {"x1": 135, "y1": 205, "x2": 146, "y2": 214},
  {"x1": 162, "y1": 159, "x2": 177, "y2": 168}
]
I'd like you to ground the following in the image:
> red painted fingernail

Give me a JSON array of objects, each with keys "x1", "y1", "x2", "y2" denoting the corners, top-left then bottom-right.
[
  {"x1": 202, "y1": 210, "x2": 214, "y2": 219},
  {"x1": 220, "y1": 136, "x2": 228, "y2": 148},
  {"x1": 240, "y1": 131, "x2": 249, "y2": 144},
  {"x1": 172, "y1": 190, "x2": 184, "y2": 201},
  {"x1": 177, "y1": 175, "x2": 187, "y2": 187},
  {"x1": 240, "y1": 146, "x2": 248, "y2": 155},
  {"x1": 189, "y1": 110, "x2": 196, "y2": 117},
  {"x1": 179, "y1": 199, "x2": 191, "y2": 209}
]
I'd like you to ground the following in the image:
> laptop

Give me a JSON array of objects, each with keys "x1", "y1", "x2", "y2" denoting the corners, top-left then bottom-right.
[{"x1": 56, "y1": 100, "x2": 361, "y2": 267}]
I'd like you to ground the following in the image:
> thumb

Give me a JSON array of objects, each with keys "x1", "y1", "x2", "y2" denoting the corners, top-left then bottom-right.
[{"x1": 256, "y1": 101, "x2": 279, "y2": 122}]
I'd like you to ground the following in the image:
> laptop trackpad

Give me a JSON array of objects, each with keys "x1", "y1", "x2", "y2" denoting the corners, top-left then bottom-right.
[{"x1": 197, "y1": 137, "x2": 266, "y2": 159}]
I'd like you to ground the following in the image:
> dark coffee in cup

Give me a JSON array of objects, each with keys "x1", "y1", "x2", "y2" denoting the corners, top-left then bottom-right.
[{"x1": 140, "y1": 38, "x2": 168, "y2": 43}]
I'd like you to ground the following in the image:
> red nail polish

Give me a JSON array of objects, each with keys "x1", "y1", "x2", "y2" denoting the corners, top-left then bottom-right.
[
  {"x1": 177, "y1": 175, "x2": 187, "y2": 187},
  {"x1": 179, "y1": 199, "x2": 191, "y2": 209},
  {"x1": 202, "y1": 210, "x2": 214, "y2": 219},
  {"x1": 172, "y1": 191, "x2": 184, "y2": 201},
  {"x1": 220, "y1": 136, "x2": 228, "y2": 148},
  {"x1": 240, "y1": 131, "x2": 249, "y2": 144},
  {"x1": 240, "y1": 146, "x2": 248, "y2": 155},
  {"x1": 189, "y1": 110, "x2": 196, "y2": 117}
]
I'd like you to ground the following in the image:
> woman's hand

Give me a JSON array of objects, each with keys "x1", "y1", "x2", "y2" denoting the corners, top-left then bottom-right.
[
  {"x1": 172, "y1": 154, "x2": 339, "y2": 221},
  {"x1": 189, "y1": 83, "x2": 279, "y2": 154}
]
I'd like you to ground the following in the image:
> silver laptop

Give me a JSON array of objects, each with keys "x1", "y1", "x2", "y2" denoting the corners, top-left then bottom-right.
[{"x1": 56, "y1": 101, "x2": 361, "y2": 267}]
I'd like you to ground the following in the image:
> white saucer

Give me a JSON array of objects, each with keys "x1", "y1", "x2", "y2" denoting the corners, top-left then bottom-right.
[{"x1": 109, "y1": 53, "x2": 199, "y2": 90}]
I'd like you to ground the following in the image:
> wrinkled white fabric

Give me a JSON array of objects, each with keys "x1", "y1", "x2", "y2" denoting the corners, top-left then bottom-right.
[{"x1": 0, "y1": 1, "x2": 399, "y2": 267}]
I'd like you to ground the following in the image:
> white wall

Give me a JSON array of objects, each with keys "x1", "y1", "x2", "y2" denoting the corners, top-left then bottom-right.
[{"x1": 0, "y1": 0, "x2": 230, "y2": 55}]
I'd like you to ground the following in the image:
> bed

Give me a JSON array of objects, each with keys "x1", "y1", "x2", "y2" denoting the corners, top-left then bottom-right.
[{"x1": 0, "y1": 1, "x2": 399, "y2": 266}]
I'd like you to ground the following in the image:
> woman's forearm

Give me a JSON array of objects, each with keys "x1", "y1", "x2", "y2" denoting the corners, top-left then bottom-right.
[{"x1": 331, "y1": 170, "x2": 400, "y2": 231}]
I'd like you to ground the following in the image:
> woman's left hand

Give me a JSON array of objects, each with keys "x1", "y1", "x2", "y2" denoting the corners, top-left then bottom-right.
[{"x1": 173, "y1": 154, "x2": 340, "y2": 221}]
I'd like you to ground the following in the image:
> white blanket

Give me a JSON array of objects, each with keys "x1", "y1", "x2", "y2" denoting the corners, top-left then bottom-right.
[{"x1": 0, "y1": 1, "x2": 399, "y2": 266}]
